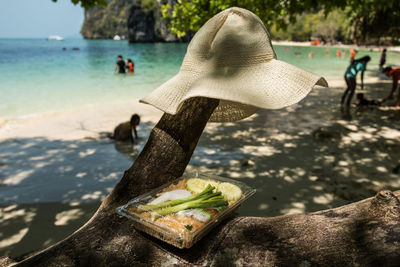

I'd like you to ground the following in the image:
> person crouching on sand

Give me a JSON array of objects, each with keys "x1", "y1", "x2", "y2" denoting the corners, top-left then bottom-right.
[
  {"x1": 341, "y1": 56, "x2": 371, "y2": 107},
  {"x1": 381, "y1": 67, "x2": 400, "y2": 107},
  {"x1": 108, "y1": 114, "x2": 140, "y2": 143}
]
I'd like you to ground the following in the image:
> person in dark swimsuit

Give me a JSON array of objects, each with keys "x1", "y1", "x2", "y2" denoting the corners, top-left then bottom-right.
[
  {"x1": 114, "y1": 55, "x2": 126, "y2": 74},
  {"x1": 108, "y1": 114, "x2": 140, "y2": 143}
]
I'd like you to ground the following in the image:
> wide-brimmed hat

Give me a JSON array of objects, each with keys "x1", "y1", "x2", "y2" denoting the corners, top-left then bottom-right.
[{"x1": 140, "y1": 7, "x2": 328, "y2": 122}]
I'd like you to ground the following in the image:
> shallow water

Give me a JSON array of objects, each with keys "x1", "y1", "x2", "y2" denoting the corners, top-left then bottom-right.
[{"x1": 1, "y1": 38, "x2": 399, "y2": 118}]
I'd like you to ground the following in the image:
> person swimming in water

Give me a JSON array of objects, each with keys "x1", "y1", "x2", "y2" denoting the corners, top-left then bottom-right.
[
  {"x1": 126, "y1": 58, "x2": 135, "y2": 73},
  {"x1": 341, "y1": 56, "x2": 371, "y2": 107},
  {"x1": 108, "y1": 114, "x2": 140, "y2": 143}
]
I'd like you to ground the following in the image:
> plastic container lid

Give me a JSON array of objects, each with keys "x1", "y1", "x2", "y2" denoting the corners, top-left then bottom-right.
[{"x1": 116, "y1": 171, "x2": 255, "y2": 248}]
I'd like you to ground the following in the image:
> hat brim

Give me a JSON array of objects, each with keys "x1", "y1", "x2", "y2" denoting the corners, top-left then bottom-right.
[{"x1": 140, "y1": 59, "x2": 328, "y2": 122}]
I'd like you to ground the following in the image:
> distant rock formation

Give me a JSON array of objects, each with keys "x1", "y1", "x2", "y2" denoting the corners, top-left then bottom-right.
[
  {"x1": 81, "y1": 0, "x2": 132, "y2": 40},
  {"x1": 81, "y1": 0, "x2": 184, "y2": 42},
  {"x1": 126, "y1": 2, "x2": 156, "y2": 42}
]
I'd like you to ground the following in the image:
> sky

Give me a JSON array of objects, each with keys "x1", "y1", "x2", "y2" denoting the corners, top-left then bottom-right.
[{"x1": 0, "y1": 0, "x2": 84, "y2": 38}]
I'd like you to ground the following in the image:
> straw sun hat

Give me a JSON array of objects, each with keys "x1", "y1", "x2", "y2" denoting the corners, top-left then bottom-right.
[{"x1": 140, "y1": 7, "x2": 328, "y2": 122}]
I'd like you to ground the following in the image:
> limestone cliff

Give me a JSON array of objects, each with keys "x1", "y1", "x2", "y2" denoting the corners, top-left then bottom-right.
[
  {"x1": 81, "y1": 0, "x2": 132, "y2": 39},
  {"x1": 81, "y1": 0, "x2": 182, "y2": 42}
]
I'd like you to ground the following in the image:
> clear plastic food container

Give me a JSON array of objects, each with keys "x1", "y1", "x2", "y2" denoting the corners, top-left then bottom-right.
[{"x1": 116, "y1": 171, "x2": 255, "y2": 248}]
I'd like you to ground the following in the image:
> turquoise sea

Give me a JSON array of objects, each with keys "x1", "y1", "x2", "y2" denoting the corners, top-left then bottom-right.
[{"x1": 0, "y1": 38, "x2": 399, "y2": 118}]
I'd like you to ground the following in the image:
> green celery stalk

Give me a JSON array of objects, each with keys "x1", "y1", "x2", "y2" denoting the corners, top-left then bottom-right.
[
  {"x1": 139, "y1": 184, "x2": 216, "y2": 211},
  {"x1": 154, "y1": 195, "x2": 228, "y2": 216}
]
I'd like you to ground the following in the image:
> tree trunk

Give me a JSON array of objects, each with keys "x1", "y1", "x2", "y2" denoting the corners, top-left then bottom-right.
[{"x1": 4, "y1": 97, "x2": 400, "y2": 266}]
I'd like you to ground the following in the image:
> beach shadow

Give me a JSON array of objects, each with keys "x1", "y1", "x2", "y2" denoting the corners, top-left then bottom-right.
[
  {"x1": 0, "y1": 119, "x2": 158, "y2": 259},
  {"x1": 0, "y1": 202, "x2": 100, "y2": 260},
  {"x1": 190, "y1": 85, "x2": 400, "y2": 217},
  {"x1": 0, "y1": 137, "x2": 136, "y2": 259}
]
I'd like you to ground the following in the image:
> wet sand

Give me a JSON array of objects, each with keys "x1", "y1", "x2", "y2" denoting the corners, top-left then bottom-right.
[{"x1": 1, "y1": 76, "x2": 400, "y2": 259}]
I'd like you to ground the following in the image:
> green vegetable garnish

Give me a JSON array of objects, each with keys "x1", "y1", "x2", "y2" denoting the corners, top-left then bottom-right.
[
  {"x1": 185, "y1": 225, "x2": 193, "y2": 231},
  {"x1": 139, "y1": 184, "x2": 216, "y2": 211},
  {"x1": 154, "y1": 195, "x2": 227, "y2": 216},
  {"x1": 139, "y1": 185, "x2": 228, "y2": 217}
]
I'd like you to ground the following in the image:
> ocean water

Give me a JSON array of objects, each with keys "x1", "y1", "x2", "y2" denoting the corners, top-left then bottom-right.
[{"x1": 0, "y1": 38, "x2": 399, "y2": 118}]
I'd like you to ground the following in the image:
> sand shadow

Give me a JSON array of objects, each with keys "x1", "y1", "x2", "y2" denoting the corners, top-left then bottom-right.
[{"x1": 190, "y1": 85, "x2": 400, "y2": 217}]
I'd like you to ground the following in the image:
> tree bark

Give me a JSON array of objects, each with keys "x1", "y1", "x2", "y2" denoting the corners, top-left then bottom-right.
[{"x1": 5, "y1": 97, "x2": 400, "y2": 266}]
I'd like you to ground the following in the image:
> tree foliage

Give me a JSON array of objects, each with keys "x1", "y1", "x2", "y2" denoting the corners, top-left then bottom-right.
[
  {"x1": 270, "y1": 9, "x2": 352, "y2": 43},
  {"x1": 160, "y1": 0, "x2": 320, "y2": 38},
  {"x1": 61, "y1": 0, "x2": 399, "y2": 43},
  {"x1": 347, "y1": 0, "x2": 400, "y2": 44},
  {"x1": 160, "y1": 0, "x2": 400, "y2": 43},
  {"x1": 52, "y1": 0, "x2": 106, "y2": 10}
]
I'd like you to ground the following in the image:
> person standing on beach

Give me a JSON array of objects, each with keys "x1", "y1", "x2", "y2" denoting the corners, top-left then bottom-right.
[
  {"x1": 381, "y1": 67, "x2": 400, "y2": 107},
  {"x1": 379, "y1": 49, "x2": 387, "y2": 71},
  {"x1": 341, "y1": 56, "x2": 371, "y2": 106},
  {"x1": 114, "y1": 55, "x2": 126, "y2": 74}
]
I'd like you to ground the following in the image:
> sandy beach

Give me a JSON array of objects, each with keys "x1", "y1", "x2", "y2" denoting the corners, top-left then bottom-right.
[
  {"x1": 1, "y1": 75, "x2": 400, "y2": 259},
  {"x1": 272, "y1": 40, "x2": 400, "y2": 53}
]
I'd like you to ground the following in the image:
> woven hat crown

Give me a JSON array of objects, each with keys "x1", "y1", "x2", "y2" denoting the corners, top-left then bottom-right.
[{"x1": 182, "y1": 8, "x2": 276, "y2": 71}]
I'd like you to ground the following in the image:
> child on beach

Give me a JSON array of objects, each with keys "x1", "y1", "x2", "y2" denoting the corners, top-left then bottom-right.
[
  {"x1": 381, "y1": 67, "x2": 400, "y2": 107},
  {"x1": 108, "y1": 114, "x2": 140, "y2": 143},
  {"x1": 356, "y1": 93, "x2": 379, "y2": 106},
  {"x1": 341, "y1": 56, "x2": 371, "y2": 107}
]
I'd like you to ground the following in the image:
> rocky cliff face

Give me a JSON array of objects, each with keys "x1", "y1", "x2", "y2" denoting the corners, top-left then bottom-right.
[
  {"x1": 81, "y1": 0, "x2": 132, "y2": 39},
  {"x1": 81, "y1": 0, "x2": 182, "y2": 42}
]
